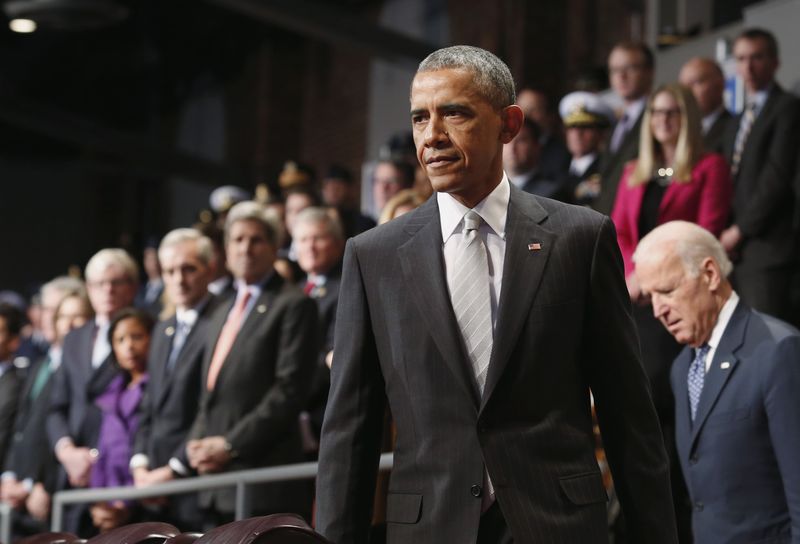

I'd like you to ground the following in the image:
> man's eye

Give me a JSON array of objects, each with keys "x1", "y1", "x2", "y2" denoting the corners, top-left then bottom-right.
[{"x1": 412, "y1": 115, "x2": 428, "y2": 124}]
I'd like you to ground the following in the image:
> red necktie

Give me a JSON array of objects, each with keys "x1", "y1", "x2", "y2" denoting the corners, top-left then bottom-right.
[{"x1": 206, "y1": 290, "x2": 252, "y2": 390}]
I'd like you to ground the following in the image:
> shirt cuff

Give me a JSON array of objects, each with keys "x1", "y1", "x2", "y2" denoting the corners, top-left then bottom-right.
[
  {"x1": 21, "y1": 478, "x2": 34, "y2": 492},
  {"x1": 129, "y1": 453, "x2": 150, "y2": 471},
  {"x1": 54, "y1": 436, "x2": 74, "y2": 455},
  {"x1": 169, "y1": 457, "x2": 189, "y2": 477},
  {"x1": 1, "y1": 471, "x2": 17, "y2": 482}
]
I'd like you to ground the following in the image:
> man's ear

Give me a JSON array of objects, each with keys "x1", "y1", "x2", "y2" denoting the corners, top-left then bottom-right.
[
  {"x1": 700, "y1": 257, "x2": 722, "y2": 291},
  {"x1": 500, "y1": 105, "x2": 524, "y2": 144}
]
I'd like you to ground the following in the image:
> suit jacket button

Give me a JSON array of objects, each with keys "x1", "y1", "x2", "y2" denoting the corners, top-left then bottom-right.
[
  {"x1": 470, "y1": 484, "x2": 482, "y2": 498},
  {"x1": 694, "y1": 502, "x2": 704, "y2": 512}
]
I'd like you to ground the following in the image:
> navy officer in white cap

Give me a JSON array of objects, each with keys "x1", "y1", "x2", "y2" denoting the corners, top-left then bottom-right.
[{"x1": 558, "y1": 91, "x2": 615, "y2": 206}]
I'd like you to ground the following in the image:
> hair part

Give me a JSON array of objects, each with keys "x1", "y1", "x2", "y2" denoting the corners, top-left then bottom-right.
[
  {"x1": 159, "y1": 228, "x2": 214, "y2": 267},
  {"x1": 633, "y1": 220, "x2": 733, "y2": 278},
  {"x1": 224, "y1": 201, "x2": 282, "y2": 247},
  {"x1": 85, "y1": 248, "x2": 139, "y2": 285},
  {"x1": 417, "y1": 45, "x2": 516, "y2": 111},
  {"x1": 629, "y1": 83, "x2": 704, "y2": 187},
  {"x1": 294, "y1": 207, "x2": 345, "y2": 241}
]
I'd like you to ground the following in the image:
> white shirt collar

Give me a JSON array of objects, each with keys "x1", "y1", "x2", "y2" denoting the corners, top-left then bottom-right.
[
  {"x1": 704, "y1": 291, "x2": 740, "y2": 371},
  {"x1": 508, "y1": 169, "x2": 535, "y2": 190},
  {"x1": 746, "y1": 86, "x2": 771, "y2": 115},
  {"x1": 48, "y1": 346, "x2": 63, "y2": 371},
  {"x1": 175, "y1": 295, "x2": 210, "y2": 328},
  {"x1": 624, "y1": 97, "x2": 647, "y2": 124},
  {"x1": 570, "y1": 153, "x2": 597, "y2": 177},
  {"x1": 701, "y1": 106, "x2": 725, "y2": 134},
  {"x1": 437, "y1": 174, "x2": 510, "y2": 244}
]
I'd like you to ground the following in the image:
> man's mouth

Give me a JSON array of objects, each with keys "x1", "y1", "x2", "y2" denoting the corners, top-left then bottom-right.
[{"x1": 426, "y1": 155, "x2": 457, "y2": 168}]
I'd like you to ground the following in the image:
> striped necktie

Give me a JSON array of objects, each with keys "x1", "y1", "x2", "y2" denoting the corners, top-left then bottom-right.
[
  {"x1": 449, "y1": 210, "x2": 493, "y2": 393},
  {"x1": 731, "y1": 101, "x2": 756, "y2": 176}
]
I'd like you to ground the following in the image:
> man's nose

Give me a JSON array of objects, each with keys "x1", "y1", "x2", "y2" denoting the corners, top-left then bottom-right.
[{"x1": 423, "y1": 116, "x2": 449, "y2": 147}]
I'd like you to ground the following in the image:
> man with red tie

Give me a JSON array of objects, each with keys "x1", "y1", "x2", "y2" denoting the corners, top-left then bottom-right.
[{"x1": 185, "y1": 201, "x2": 318, "y2": 527}]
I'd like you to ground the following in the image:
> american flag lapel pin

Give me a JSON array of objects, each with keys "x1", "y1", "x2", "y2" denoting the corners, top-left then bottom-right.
[{"x1": 528, "y1": 242, "x2": 542, "y2": 251}]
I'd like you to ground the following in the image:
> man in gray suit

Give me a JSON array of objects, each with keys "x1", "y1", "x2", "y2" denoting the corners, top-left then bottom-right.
[
  {"x1": 316, "y1": 45, "x2": 677, "y2": 544},
  {"x1": 634, "y1": 220, "x2": 800, "y2": 543}
]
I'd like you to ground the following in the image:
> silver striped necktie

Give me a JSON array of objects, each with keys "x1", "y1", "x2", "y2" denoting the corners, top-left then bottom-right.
[{"x1": 450, "y1": 210, "x2": 493, "y2": 393}]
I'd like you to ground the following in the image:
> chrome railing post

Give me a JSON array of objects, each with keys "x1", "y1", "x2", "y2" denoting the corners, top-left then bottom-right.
[
  {"x1": 234, "y1": 482, "x2": 251, "y2": 520},
  {"x1": 1, "y1": 502, "x2": 12, "y2": 544}
]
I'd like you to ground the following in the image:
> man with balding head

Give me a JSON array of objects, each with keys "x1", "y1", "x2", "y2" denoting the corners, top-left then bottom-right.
[
  {"x1": 679, "y1": 57, "x2": 732, "y2": 153},
  {"x1": 634, "y1": 220, "x2": 800, "y2": 543}
]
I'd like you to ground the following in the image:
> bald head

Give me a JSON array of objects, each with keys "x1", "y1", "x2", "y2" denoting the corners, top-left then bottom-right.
[
  {"x1": 633, "y1": 221, "x2": 732, "y2": 279},
  {"x1": 679, "y1": 57, "x2": 725, "y2": 116}
]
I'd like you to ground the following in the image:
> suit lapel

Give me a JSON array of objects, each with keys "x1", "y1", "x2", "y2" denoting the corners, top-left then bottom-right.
[
  {"x1": 87, "y1": 354, "x2": 120, "y2": 401},
  {"x1": 398, "y1": 198, "x2": 479, "y2": 405},
  {"x1": 673, "y1": 347, "x2": 693, "y2": 431},
  {"x1": 690, "y1": 302, "x2": 748, "y2": 447},
  {"x1": 737, "y1": 86, "x2": 782, "y2": 174},
  {"x1": 481, "y1": 187, "x2": 553, "y2": 411}
]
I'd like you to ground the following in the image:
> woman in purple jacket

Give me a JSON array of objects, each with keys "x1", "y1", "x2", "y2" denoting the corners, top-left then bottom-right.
[{"x1": 88, "y1": 308, "x2": 153, "y2": 533}]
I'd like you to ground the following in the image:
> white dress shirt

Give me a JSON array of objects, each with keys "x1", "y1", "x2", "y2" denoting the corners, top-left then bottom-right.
[
  {"x1": 704, "y1": 291, "x2": 740, "y2": 372},
  {"x1": 438, "y1": 174, "x2": 510, "y2": 330},
  {"x1": 569, "y1": 153, "x2": 598, "y2": 177}
]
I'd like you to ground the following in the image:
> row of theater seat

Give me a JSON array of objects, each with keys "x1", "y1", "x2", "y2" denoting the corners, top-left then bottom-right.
[{"x1": 12, "y1": 514, "x2": 330, "y2": 544}]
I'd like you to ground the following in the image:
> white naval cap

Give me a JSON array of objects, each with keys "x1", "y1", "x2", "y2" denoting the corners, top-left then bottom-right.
[{"x1": 559, "y1": 91, "x2": 615, "y2": 128}]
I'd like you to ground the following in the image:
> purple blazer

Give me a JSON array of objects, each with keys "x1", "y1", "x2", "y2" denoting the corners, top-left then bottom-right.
[{"x1": 89, "y1": 374, "x2": 148, "y2": 489}]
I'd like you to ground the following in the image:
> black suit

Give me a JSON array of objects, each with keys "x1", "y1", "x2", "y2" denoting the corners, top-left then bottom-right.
[
  {"x1": 703, "y1": 109, "x2": 733, "y2": 154},
  {"x1": 723, "y1": 84, "x2": 800, "y2": 321},
  {"x1": 316, "y1": 186, "x2": 677, "y2": 543},
  {"x1": 133, "y1": 296, "x2": 220, "y2": 528},
  {"x1": 557, "y1": 155, "x2": 601, "y2": 206},
  {"x1": 188, "y1": 273, "x2": 317, "y2": 516},
  {"x1": 596, "y1": 111, "x2": 643, "y2": 215},
  {"x1": 4, "y1": 356, "x2": 58, "y2": 490},
  {"x1": 537, "y1": 133, "x2": 571, "y2": 180},
  {"x1": 0, "y1": 363, "x2": 20, "y2": 473}
]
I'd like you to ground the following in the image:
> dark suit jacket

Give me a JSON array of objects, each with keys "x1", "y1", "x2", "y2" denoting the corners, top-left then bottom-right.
[
  {"x1": 46, "y1": 323, "x2": 120, "y2": 477},
  {"x1": 133, "y1": 296, "x2": 220, "y2": 470},
  {"x1": 4, "y1": 356, "x2": 58, "y2": 490},
  {"x1": 723, "y1": 84, "x2": 800, "y2": 270},
  {"x1": 0, "y1": 364, "x2": 20, "y2": 473},
  {"x1": 538, "y1": 133, "x2": 571, "y2": 180},
  {"x1": 304, "y1": 263, "x2": 342, "y2": 437},
  {"x1": 188, "y1": 273, "x2": 317, "y2": 514},
  {"x1": 556, "y1": 155, "x2": 601, "y2": 206},
  {"x1": 596, "y1": 111, "x2": 643, "y2": 215},
  {"x1": 671, "y1": 301, "x2": 800, "y2": 543},
  {"x1": 703, "y1": 109, "x2": 732, "y2": 154},
  {"x1": 316, "y1": 186, "x2": 677, "y2": 544}
]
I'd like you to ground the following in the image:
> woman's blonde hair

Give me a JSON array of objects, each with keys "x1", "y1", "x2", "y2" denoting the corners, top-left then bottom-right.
[{"x1": 629, "y1": 83, "x2": 704, "y2": 187}]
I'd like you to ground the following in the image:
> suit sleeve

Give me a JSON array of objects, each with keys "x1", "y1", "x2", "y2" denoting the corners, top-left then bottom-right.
[
  {"x1": 315, "y1": 239, "x2": 387, "y2": 544},
  {"x1": 0, "y1": 373, "x2": 20, "y2": 471},
  {"x1": 46, "y1": 351, "x2": 72, "y2": 450},
  {"x1": 736, "y1": 97, "x2": 800, "y2": 238},
  {"x1": 225, "y1": 295, "x2": 318, "y2": 460},
  {"x1": 695, "y1": 153, "x2": 733, "y2": 237},
  {"x1": 131, "y1": 388, "x2": 153, "y2": 462},
  {"x1": 584, "y1": 216, "x2": 679, "y2": 543},
  {"x1": 761, "y1": 334, "x2": 800, "y2": 541}
]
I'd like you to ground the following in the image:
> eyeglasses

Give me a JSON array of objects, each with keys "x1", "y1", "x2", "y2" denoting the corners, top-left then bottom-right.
[
  {"x1": 87, "y1": 278, "x2": 132, "y2": 289},
  {"x1": 649, "y1": 108, "x2": 682, "y2": 119}
]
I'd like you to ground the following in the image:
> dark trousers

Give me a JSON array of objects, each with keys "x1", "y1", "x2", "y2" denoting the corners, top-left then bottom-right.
[{"x1": 477, "y1": 502, "x2": 514, "y2": 544}]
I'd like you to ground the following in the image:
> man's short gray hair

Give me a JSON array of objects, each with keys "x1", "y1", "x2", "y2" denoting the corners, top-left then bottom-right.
[
  {"x1": 633, "y1": 221, "x2": 733, "y2": 278},
  {"x1": 417, "y1": 45, "x2": 516, "y2": 111},
  {"x1": 85, "y1": 248, "x2": 139, "y2": 284},
  {"x1": 159, "y1": 228, "x2": 214, "y2": 266},
  {"x1": 224, "y1": 200, "x2": 282, "y2": 247},
  {"x1": 294, "y1": 207, "x2": 345, "y2": 241},
  {"x1": 41, "y1": 276, "x2": 86, "y2": 304}
]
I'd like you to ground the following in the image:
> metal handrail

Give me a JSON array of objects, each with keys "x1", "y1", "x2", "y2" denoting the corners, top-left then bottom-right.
[{"x1": 0, "y1": 452, "x2": 393, "y2": 542}]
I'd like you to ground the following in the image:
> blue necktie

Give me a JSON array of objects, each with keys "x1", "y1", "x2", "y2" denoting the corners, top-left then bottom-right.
[
  {"x1": 688, "y1": 344, "x2": 710, "y2": 422},
  {"x1": 166, "y1": 320, "x2": 191, "y2": 374}
]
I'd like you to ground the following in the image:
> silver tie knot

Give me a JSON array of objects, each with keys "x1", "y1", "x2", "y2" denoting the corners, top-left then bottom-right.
[{"x1": 463, "y1": 210, "x2": 482, "y2": 233}]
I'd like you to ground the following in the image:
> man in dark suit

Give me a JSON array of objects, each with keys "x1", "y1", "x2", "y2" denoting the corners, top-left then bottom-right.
[
  {"x1": 2, "y1": 280, "x2": 90, "y2": 536},
  {"x1": 316, "y1": 45, "x2": 677, "y2": 544},
  {"x1": 502, "y1": 117, "x2": 564, "y2": 199},
  {"x1": 0, "y1": 303, "x2": 24, "y2": 474},
  {"x1": 515, "y1": 88, "x2": 571, "y2": 180},
  {"x1": 634, "y1": 220, "x2": 800, "y2": 543},
  {"x1": 46, "y1": 249, "x2": 137, "y2": 532},
  {"x1": 293, "y1": 207, "x2": 345, "y2": 448},
  {"x1": 595, "y1": 41, "x2": 654, "y2": 215},
  {"x1": 720, "y1": 28, "x2": 800, "y2": 325},
  {"x1": 185, "y1": 201, "x2": 317, "y2": 527},
  {"x1": 130, "y1": 228, "x2": 218, "y2": 530},
  {"x1": 679, "y1": 57, "x2": 732, "y2": 154}
]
